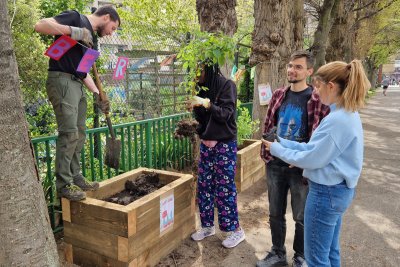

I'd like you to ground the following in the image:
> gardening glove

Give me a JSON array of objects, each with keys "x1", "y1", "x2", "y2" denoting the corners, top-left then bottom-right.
[
  {"x1": 96, "y1": 92, "x2": 110, "y2": 114},
  {"x1": 70, "y1": 26, "x2": 93, "y2": 47},
  {"x1": 191, "y1": 96, "x2": 210, "y2": 109}
]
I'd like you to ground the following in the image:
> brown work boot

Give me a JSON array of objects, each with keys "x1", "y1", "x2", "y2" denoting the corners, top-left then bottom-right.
[
  {"x1": 73, "y1": 174, "x2": 99, "y2": 191},
  {"x1": 59, "y1": 184, "x2": 86, "y2": 201}
]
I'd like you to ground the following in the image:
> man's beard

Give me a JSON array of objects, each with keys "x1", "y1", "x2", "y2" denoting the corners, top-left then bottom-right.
[
  {"x1": 288, "y1": 78, "x2": 300, "y2": 84},
  {"x1": 97, "y1": 25, "x2": 105, "y2": 37}
]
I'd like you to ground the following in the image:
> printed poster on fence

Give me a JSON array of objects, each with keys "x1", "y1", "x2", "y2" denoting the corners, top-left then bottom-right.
[
  {"x1": 160, "y1": 192, "x2": 174, "y2": 235},
  {"x1": 258, "y1": 83, "x2": 273, "y2": 105}
]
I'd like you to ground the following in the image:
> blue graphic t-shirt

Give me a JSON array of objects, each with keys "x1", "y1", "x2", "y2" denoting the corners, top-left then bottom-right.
[{"x1": 276, "y1": 87, "x2": 312, "y2": 143}]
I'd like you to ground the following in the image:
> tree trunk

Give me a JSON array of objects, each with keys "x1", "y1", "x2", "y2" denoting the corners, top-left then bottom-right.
[
  {"x1": 196, "y1": 0, "x2": 238, "y2": 36},
  {"x1": 311, "y1": 0, "x2": 338, "y2": 70},
  {"x1": 326, "y1": 0, "x2": 355, "y2": 62},
  {"x1": 249, "y1": 0, "x2": 304, "y2": 138},
  {"x1": 0, "y1": 2, "x2": 59, "y2": 266},
  {"x1": 196, "y1": 0, "x2": 238, "y2": 77}
]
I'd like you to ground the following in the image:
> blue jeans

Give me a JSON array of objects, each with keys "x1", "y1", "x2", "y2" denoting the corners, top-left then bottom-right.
[
  {"x1": 266, "y1": 161, "x2": 309, "y2": 257},
  {"x1": 305, "y1": 180, "x2": 355, "y2": 267}
]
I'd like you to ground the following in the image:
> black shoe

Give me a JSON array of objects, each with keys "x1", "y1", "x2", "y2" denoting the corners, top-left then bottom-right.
[
  {"x1": 256, "y1": 250, "x2": 288, "y2": 267},
  {"x1": 58, "y1": 184, "x2": 86, "y2": 201},
  {"x1": 73, "y1": 174, "x2": 99, "y2": 191},
  {"x1": 292, "y1": 256, "x2": 307, "y2": 267}
]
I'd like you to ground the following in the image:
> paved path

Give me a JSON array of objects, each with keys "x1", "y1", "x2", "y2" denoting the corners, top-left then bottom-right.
[{"x1": 340, "y1": 87, "x2": 400, "y2": 266}]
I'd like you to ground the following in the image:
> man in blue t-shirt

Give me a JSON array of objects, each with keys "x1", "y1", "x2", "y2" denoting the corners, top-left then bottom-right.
[
  {"x1": 34, "y1": 6, "x2": 120, "y2": 201},
  {"x1": 258, "y1": 51, "x2": 329, "y2": 267}
]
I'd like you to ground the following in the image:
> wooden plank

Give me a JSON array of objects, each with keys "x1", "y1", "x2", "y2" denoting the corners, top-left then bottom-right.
[
  {"x1": 61, "y1": 198, "x2": 71, "y2": 223},
  {"x1": 128, "y1": 204, "x2": 194, "y2": 259},
  {"x1": 239, "y1": 166, "x2": 266, "y2": 192},
  {"x1": 64, "y1": 221, "x2": 120, "y2": 261},
  {"x1": 118, "y1": 236, "x2": 129, "y2": 262},
  {"x1": 87, "y1": 168, "x2": 146, "y2": 199},
  {"x1": 136, "y1": 215, "x2": 195, "y2": 267},
  {"x1": 127, "y1": 210, "x2": 136, "y2": 237},
  {"x1": 132, "y1": 177, "x2": 192, "y2": 232},
  {"x1": 69, "y1": 198, "x2": 131, "y2": 237},
  {"x1": 72, "y1": 245, "x2": 133, "y2": 267},
  {"x1": 64, "y1": 243, "x2": 73, "y2": 264}
]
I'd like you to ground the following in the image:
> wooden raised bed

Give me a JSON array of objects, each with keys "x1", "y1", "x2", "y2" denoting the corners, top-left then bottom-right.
[
  {"x1": 62, "y1": 167, "x2": 195, "y2": 267},
  {"x1": 235, "y1": 139, "x2": 266, "y2": 192}
]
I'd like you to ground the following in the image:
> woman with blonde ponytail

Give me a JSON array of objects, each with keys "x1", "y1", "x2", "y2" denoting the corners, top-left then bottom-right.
[{"x1": 262, "y1": 60, "x2": 371, "y2": 267}]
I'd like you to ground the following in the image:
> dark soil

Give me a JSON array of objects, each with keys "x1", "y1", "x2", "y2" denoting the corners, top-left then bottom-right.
[
  {"x1": 104, "y1": 172, "x2": 166, "y2": 205},
  {"x1": 174, "y1": 119, "x2": 198, "y2": 142}
]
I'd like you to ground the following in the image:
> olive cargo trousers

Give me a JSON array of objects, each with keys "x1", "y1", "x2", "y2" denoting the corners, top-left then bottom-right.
[{"x1": 46, "y1": 71, "x2": 87, "y2": 191}]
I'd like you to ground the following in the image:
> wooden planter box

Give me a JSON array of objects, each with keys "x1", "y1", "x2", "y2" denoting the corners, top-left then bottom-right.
[
  {"x1": 62, "y1": 167, "x2": 195, "y2": 267},
  {"x1": 235, "y1": 139, "x2": 266, "y2": 192}
]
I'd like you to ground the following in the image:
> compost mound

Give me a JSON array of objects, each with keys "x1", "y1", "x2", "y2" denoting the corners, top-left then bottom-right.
[
  {"x1": 174, "y1": 119, "x2": 198, "y2": 142},
  {"x1": 104, "y1": 172, "x2": 166, "y2": 205}
]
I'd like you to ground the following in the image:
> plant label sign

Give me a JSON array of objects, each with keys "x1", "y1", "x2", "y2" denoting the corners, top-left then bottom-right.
[
  {"x1": 160, "y1": 192, "x2": 174, "y2": 235},
  {"x1": 258, "y1": 83, "x2": 272, "y2": 105}
]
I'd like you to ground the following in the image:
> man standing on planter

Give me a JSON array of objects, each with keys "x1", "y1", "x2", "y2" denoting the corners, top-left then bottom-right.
[
  {"x1": 257, "y1": 51, "x2": 329, "y2": 267},
  {"x1": 34, "y1": 6, "x2": 121, "y2": 201}
]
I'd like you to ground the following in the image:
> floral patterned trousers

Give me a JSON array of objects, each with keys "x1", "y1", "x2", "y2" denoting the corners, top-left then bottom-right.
[{"x1": 197, "y1": 140, "x2": 240, "y2": 232}]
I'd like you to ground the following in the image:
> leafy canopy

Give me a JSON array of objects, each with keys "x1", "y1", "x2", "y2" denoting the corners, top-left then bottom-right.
[
  {"x1": 177, "y1": 31, "x2": 236, "y2": 95},
  {"x1": 118, "y1": 0, "x2": 199, "y2": 50}
]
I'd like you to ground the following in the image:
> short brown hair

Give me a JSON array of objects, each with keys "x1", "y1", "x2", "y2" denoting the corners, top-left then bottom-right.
[
  {"x1": 290, "y1": 50, "x2": 314, "y2": 69},
  {"x1": 94, "y1": 5, "x2": 121, "y2": 27}
]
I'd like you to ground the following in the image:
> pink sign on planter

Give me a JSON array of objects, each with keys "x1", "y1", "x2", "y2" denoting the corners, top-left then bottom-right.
[
  {"x1": 44, "y1": 35, "x2": 77, "y2": 60},
  {"x1": 113, "y1": 57, "x2": 129, "y2": 80},
  {"x1": 77, "y1": 48, "x2": 100, "y2": 73}
]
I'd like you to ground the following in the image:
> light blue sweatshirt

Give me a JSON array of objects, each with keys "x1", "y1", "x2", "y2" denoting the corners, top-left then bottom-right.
[{"x1": 270, "y1": 104, "x2": 363, "y2": 188}]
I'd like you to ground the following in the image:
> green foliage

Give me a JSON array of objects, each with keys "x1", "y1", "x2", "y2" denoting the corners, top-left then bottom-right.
[
  {"x1": 363, "y1": 1, "x2": 400, "y2": 67},
  {"x1": 177, "y1": 31, "x2": 236, "y2": 95},
  {"x1": 236, "y1": 100, "x2": 258, "y2": 146},
  {"x1": 8, "y1": 0, "x2": 48, "y2": 103},
  {"x1": 118, "y1": 0, "x2": 199, "y2": 49},
  {"x1": 234, "y1": 0, "x2": 254, "y2": 45}
]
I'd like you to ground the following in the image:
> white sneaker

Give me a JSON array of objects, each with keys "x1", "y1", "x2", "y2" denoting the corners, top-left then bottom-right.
[
  {"x1": 222, "y1": 228, "x2": 245, "y2": 248},
  {"x1": 191, "y1": 226, "x2": 216, "y2": 241}
]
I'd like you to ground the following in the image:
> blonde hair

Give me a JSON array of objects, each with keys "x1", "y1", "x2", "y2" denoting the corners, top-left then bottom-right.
[{"x1": 314, "y1": 60, "x2": 371, "y2": 112}]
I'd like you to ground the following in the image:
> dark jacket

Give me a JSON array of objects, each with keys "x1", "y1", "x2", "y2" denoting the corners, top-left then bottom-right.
[{"x1": 193, "y1": 76, "x2": 237, "y2": 141}]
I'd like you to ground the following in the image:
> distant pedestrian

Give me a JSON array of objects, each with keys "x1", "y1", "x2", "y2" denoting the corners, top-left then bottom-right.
[
  {"x1": 262, "y1": 60, "x2": 371, "y2": 267},
  {"x1": 382, "y1": 77, "x2": 389, "y2": 96}
]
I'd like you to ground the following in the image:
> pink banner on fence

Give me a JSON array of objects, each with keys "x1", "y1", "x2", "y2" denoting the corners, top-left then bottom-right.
[
  {"x1": 44, "y1": 35, "x2": 77, "y2": 60},
  {"x1": 77, "y1": 48, "x2": 100, "y2": 73},
  {"x1": 113, "y1": 57, "x2": 129, "y2": 80}
]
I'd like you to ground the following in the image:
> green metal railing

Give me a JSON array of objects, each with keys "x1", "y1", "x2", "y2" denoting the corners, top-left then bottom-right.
[{"x1": 31, "y1": 103, "x2": 253, "y2": 233}]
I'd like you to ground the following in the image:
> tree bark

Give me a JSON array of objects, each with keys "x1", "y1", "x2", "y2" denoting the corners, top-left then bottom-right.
[
  {"x1": 0, "y1": 2, "x2": 60, "y2": 266},
  {"x1": 249, "y1": 0, "x2": 304, "y2": 138},
  {"x1": 196, "y1": 0, "x2": 238, "y2": 36},
  {"x1": 311, "y1": 0, "x2": 338, "y2": 70},
  {"x1": 196, "y1": 0, "x2": 238, "y2": 77},
  {"x1": 326, "y1": 0, "x2": 356, "y2": 62}
]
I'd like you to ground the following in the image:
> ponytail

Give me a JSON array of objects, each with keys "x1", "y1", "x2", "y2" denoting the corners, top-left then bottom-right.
[
  {"x1": 338, "y1": 60, "x2": 371, "y2": 112},
  {"x1": 314, "y1": 60, "x2": 371, "y2": 112}
]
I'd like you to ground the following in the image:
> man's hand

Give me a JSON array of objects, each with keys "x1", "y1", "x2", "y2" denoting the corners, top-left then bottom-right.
[
  {"x1": 96, "y1": 92, "x2": 110, "y2": 114},
  {"x1": 70, "y1": 26, "x2": 93, "y2": 47}
]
